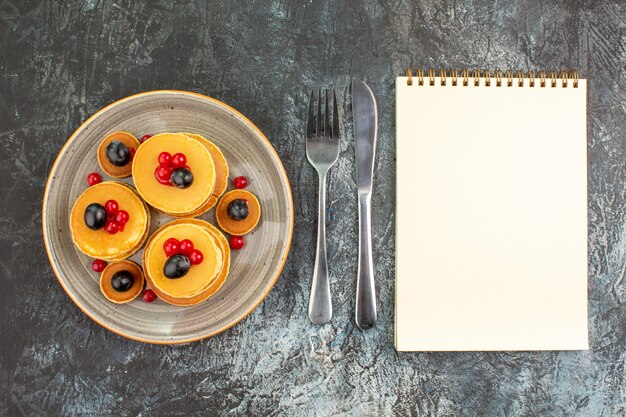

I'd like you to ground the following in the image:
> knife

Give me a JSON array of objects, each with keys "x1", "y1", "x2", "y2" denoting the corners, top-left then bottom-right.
[{"x1": 352, "y1": 80, "x2": 378, "y2": 330}]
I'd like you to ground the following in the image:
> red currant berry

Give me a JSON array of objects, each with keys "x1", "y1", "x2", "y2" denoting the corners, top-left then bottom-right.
[
  {"x1": 91, "y1": 259, "x2": 107, "y2": 272},
  {"x1": 158, "y1": 152, "x2": 172, "y2": 166},
  {"x1": 87, "y1": 172, "x2": 102, "y2": 186},
  {"x1": 179, "y1": 239, "x2": 194, "y2": 256},
  {"x1": 171, "y1": 153, "x2": 187, "y2": 168},
  {"x1": 233, "y1": 176, "x2": 248, "y2": 189},
  {"x1": 104, "y1": 200, "x2": 119, "y2": 214},
  {"x1": 163, "y1": 238, "x2": 180, "y2": 257},
  {"x1": 105, "y1": 221, "x2": 119, "y2": 234},
  {"x1": 189, "y1": 249, "x2": 204, "y2": 265},
  {"x1": 155, "y1": 165, "x2": 173, "y2": 185},
  {"x1": 229, "y1": 235, "x2": 245, "y2": 250},
  {"x1": 140, "y1": 134, "x2": 152, "y2": 143},
  {"x1": 129, "y1": 147, "x2": 136, "y2": 159},
  {"x1": 118, "y1": 223, "x2": 125, "y2": 232},
  {"x1": 115, "y1": 210, "x2": 129, "y2": 224},
  {"x1": 142, "y1": 289, "x2": 157, "y2": 303}
]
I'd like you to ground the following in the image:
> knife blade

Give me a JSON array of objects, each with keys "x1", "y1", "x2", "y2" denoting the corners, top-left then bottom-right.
[
  {"x1": 352, "y1": 80, "x2": 378, "y2": 330},
  {"x1": 353, "y1": 80, "x2": 378, "y2": 192}
]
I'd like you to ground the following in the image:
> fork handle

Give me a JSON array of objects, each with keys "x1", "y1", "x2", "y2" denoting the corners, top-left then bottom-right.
[
  {"x1": 355, "y1": 192, "x2": 377, "y2": 329},
  {"x1": 308, "y1": 171, "x2": 332, "y2": 325}
]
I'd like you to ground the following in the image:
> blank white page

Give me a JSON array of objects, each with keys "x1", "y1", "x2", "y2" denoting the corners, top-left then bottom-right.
[{"x1": 395, "y1": 75, "x2": 588, "y2": 351}]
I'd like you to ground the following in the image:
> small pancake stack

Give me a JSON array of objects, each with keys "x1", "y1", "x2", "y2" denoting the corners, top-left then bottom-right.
[
  {"x1": 142, "y1": 219, "x2": 230, "y2": 306},
  {"x1": 70, "y1": 181, "x2": 151, "y2": 260},
  {"x1": 132, "y1": 132, "x2": 229, "y2": 217}
]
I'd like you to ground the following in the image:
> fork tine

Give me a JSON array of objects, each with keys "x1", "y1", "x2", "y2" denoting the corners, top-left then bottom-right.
[
  {"x1": 307, "y1": 90, "x2": 315, "y2": 137},
  {"x1": 324, "y1": 89, "x2": 330, "y2": 138},
  {"x1": 316, "y1": 89, "x2": 321, "y2": 138},
  {"x1": 332, "y1": 89, "x2": 339, "y2": 140}
]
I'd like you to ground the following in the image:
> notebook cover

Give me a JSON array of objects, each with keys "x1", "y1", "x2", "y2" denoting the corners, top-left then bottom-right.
[{"x1": 395, "y1": 74, "x2": 588, "y2": 351}]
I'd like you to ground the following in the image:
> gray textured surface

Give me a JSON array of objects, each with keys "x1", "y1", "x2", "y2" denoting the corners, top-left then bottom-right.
[{"x1": 1, "y1": 0, "x2": 624, "y2": 416}]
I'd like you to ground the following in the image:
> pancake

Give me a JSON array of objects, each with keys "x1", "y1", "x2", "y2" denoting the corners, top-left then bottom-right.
[
  {"x1": 97, "y1": 131, "x2": 140, "y2": 178},
  {"x1": 143, "y1": 222, "x2": 222, "y2": 299},
  {"x1": 216, "y1": 189, "x2": 261, "y2": 235},
  {"x1": 70, "y1": 182, "x2": 150, "y2": 260},
  {"x1": 142, "y1": 219, "x2": 230, "y2": 306},
  {"x1": 132, "y1": 133, "x2": 216, "y2": 215},
  {"x1": 100, "y1": 260, "x2": 144, "y2": 303}
]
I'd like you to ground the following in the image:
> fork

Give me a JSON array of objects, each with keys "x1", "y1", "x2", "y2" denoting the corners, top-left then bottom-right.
[{"x1": 306, "y1": 89, "x2": 340, "y2": 325}]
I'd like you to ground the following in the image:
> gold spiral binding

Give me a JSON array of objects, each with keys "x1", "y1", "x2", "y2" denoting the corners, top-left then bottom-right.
[
  {"x1": 494, "y1": 69, "x2": 502, "y2": 87},
  {"x1": 570, "y1": 70, "x2": 579, "y2": 88},
  {"x1": 539, "y1": 71, "x2": 547, "y2": 87},
  {"x1": 549, "y1": 71, "x2": 557, "y2": 88},
  {"x1": 505, "y1": 69, "x2": 513, "y2": 87},
  {"x1": 404, "y1": 68, "x2": 580, "y2": 88}
]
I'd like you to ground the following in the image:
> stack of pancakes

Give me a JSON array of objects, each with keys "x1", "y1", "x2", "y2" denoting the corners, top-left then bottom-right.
[
  {"x1": 142, "y1": 219, "x2": 230, "y2": 306},
  {"x1": 132, "y1": 133, "x2": 229, "y2": 217},
  {"x1": 70, "y1": 182, "x2": 151, "y2": 260}
]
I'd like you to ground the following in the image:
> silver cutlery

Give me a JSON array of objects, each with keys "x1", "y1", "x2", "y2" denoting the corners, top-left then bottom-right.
[
  {"x1": 306, "y1": 89, "x2": 341, "y2": 325},
  {"x1": 352, "y1": 80, "x2": 378, "y2": 330}
]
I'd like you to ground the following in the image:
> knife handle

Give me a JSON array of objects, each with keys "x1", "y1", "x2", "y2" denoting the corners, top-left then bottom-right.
[
  {"x1": 308, "y1": 172, "x2": 332, "y2": 325},
  {"x1": 355, "y1": 192, "x2": 377, "y2": 329}
]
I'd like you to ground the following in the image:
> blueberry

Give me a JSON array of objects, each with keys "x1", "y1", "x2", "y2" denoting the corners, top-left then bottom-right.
[
  {"x1": 106, "y1": 140, "x2": 130, "y2": 166},
  {"x1": 227, "y1": 199, "x2": 249, "y2": 221},
  {"x1": 163, "y1": 254, "x2": 191, "y2": 279},
  {"x1": 170, "y1": 167, "x2": 193, "y2": 188},
  {"x1": 84, "y1": 203, "x2": 107, "y2": 230},
  {"x1": 111, "y1": 270, "x2": 134, "y2": 292}
]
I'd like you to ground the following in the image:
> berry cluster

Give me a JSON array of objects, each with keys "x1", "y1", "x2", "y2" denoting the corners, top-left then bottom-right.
[
  {"x1": 104, "y1": 199, "x2": 129, "y2": 234},
  {"x1": 163, "y1": 238, "x2": 204, "y2": 263},
  {"x1": 162, "y1": 238, "x2": 203, "y2": 279},
  {"x1": 154, "y1": 152, "x2": 194, "y2": 188}
]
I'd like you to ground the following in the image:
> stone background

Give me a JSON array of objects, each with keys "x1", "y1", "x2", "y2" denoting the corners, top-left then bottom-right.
[{"x1": 1, "y1": 0, "x2": 624, "y2": 416}]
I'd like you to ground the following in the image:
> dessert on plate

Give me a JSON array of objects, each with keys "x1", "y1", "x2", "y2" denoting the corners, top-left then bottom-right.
[
  {"x1": 143, "y1": 218, "x2": 231, "y2": 306},
  {"x1": 69, "y1": 129, "x2": 252, "y2": 307},
  {"x1": 142, "y1": 219, "x2": 230, "y2": 306},
  {"x1": 97, "y1": 131, "x2": 140, "y2": 178},
  {"x1": 132, "y1": 133, "x2": 216, "y2": 216},
  {"x1": 216, "y1": 189, "x2": 261, "y2": 236},
  {"x1": 99, "y1": 260, "x2": 144, "y2": 303},
  {"x1": 70, "y1": 181, "x2": 150, "y2": 260}
]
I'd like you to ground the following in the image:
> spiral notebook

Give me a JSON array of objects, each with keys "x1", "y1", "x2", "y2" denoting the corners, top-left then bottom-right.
[{"x1": 395, "y1": 69, "x2": 588, "y2": 351}]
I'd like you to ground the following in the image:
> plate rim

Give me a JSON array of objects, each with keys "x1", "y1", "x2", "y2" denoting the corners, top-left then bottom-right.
[{"x1": 42, "y1": 90, "x2": 294, "y2": 344}]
